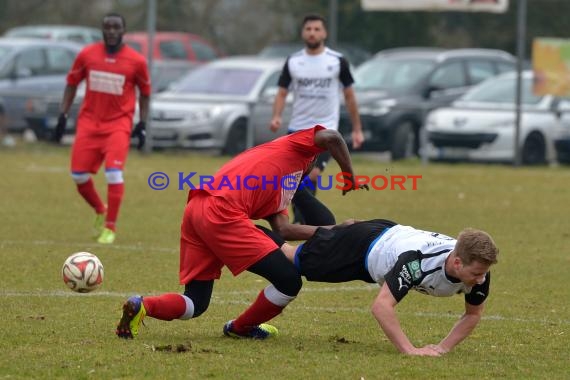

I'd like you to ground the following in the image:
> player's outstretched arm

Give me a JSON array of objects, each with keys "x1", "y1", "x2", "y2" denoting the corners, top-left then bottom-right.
[
  {"x1": 372, "y1": 283, "x2": 440, "y2": 356},
  {"x1": 313, "y1": 129, "x2": 368, "y2": 195},
  {"x1": 432, "y1": 302, "x2": 484, "y2": 354},
  {"x1": 266, "y1": 212, "x2": 320, "y2": 241}
]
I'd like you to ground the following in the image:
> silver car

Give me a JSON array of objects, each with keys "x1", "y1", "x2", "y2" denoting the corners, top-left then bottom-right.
[
  {"x1": 150, "y1": 56, "x2": 290, "y2": 154},
  {"x1": 0, "y1": 38, "x2": 82, "y2": 132},
  {"x1": 426, "y1": 71, "x2": 570, "y2": 165}
]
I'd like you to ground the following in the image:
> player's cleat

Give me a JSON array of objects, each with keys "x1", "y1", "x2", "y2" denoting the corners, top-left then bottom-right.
[
  {"x1": 92, "y1": 213, "x2": 105, "y2": 238},
  {"x1": 116, "y1": 296, "x2": 146, "y2": 339},
  {"x1": 223, "y1": 320, "x2": 278, "y2": 340},
  {"x1": 97, "y1": 228, "x2": 116, "y2": 244}
]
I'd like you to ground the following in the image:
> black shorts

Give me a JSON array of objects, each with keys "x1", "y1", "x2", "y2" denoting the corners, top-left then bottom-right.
[{"x1": 295, "y1": 219, "x2": 397, "y2": 283}]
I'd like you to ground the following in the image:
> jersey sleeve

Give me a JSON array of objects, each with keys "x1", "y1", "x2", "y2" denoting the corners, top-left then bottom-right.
[
  {"x1": 277, "y1": 58, "x2": 292, "y2": 89},
  {"x1": 384, "y1": 250, "x2": 423, "y2": 302},
  {"x1": 136, "y1": 58, "x2": 152, "y2": 96},
  {"x1": 338, "y1": 57, "x2": 354, "y2": 88},
  {"x1": 66, "y1": 49, "x2": 87, "y2": 86},
  {"x1": 287, "y1": 125, "x2": 327, "y2": 154},
  {"x1": 464, "y1": 271, "x2": 491, "y2": 305}
]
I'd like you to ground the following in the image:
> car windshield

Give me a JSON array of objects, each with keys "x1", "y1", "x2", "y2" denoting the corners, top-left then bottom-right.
[
  {"x1": 460, "y1": 76, "x2": 542, "y2": 104},
  {"x1": 354, "y1": 58, "x2": 435, "y2": 90},
  {"x1": 173, "y1": 66, "x2": 263, "y2": 96}
]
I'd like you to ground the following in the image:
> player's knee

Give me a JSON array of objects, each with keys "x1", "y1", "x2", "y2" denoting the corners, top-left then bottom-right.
[
  {"x1": 71, "y1": 172, "x2": 90, "y2": 184},
  {"x1": 105, "y1": 169, "x2": 123, "y2": 184}
]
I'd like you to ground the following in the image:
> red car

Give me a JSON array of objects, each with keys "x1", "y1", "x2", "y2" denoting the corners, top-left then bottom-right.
[{"x1": 123, "y1": 32, "x2": 221, "y2": 62}]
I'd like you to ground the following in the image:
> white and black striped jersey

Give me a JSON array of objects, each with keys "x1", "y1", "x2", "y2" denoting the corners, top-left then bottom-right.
[
  {"x1": 366, "y1": 225, "x2": 490, "y2": 305},
  {"x1": 278, "y1": 47, "x2": 354, "y2": 132}
]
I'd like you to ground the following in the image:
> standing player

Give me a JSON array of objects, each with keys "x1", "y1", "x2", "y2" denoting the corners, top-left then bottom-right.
[
  {"x1": 115, "y1": 126, "x2": 368, "y2": 340},
  {"x1": 269, "y1": 14, "x2": 364, "y2": 225},
  {"x1": 258, "y1": 219, "x2": 499, "y2": 356},
  {"x1": 54, "y1": 13, "x2": 150, "y2": 244}
]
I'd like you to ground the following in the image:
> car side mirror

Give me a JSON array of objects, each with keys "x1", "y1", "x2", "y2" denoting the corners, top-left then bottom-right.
[
  {"x1": 260, "y1": 87, "x2": 278, "y2": 103},
  {"x1": 423, "y1": 85, "x2": 440, "y2": 99},
  {"x1": 554, "y1": 100, "x2": 570, "y2": 119}
]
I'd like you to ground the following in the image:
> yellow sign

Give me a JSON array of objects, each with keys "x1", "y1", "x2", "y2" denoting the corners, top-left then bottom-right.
[{"x1": 533, "y1": 38, "x2": 570, "y2": 96}]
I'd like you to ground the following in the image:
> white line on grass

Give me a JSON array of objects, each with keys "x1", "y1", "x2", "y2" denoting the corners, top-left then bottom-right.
[
  {"x1": 0, "y1": 240, "x2": 176, "y2": 253},
  {"x1": 2, "y1": 289, "x2": 569, "y2": 326}
]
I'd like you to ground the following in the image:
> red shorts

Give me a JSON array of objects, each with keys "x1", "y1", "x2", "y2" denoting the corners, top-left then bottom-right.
[
  {"x1": 179, "y1": 191, "x2": 278, "y2": 284},
  {"x1": 71, "y1": 128, "x2": 131, "y2": 174}
]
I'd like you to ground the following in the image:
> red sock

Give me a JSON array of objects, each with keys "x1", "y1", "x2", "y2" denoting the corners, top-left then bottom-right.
[
  {"x1": 106, "y1": 183, "x2": 124, "y2": 231},
  {"x1": 143, "y1": 294, "x2": 187, "y2": 321},
  {"x1": 77, "y1": 179, "x2": 105, "y2": 214},
  {"x1": 232, "y1": 290, "x2": 284, "y2": 334}
]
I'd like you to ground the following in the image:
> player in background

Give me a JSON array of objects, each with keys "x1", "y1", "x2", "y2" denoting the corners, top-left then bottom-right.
[
  {"x1": 54, "y1": 13, "x2": 150, "y2": 244},
  {"x1": 257, "y1": 219, "x2": 498, "y2": 356},
  {"x1": 116, "y1": 126, "x2": 368, "y2": 340},
  {"x1": 269, "y1": 14, "x2": 364, "y2": 225}
]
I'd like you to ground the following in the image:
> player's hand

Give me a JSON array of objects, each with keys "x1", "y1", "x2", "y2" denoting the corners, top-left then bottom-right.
[
  {"x1": 337, "y1": 218, "x2": 360, "y2": 227},
  {"x1": 341, "y1": 174, "x2": 370, "y2": 196},
  {"x1": 408, "y1": 346, "x2": 442, "y2": 357},
  {"x1": 424, "y1": 344, "x2": 448, "y2": 355},
  {"x1": 132, "y1": 121, "x2": 146, "y2": 150},
  {"x1": 269, "y1": 116, "x2": 281, "y2": 133},
  {"x1": 53, "y1": 113, "x2": 67, "y2": 143},
  {"x1": 351, "y1": 130, "x2": 364, "y2": 149}
]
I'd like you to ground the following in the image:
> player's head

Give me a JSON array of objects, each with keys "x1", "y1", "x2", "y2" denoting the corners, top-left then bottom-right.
[
  {"x1": 102, "y1": 13, "x2": 126, "y2": 52},
  {"x1": 301, "y1": 14, "x2": 327, "y2": 50},
  {"x1": 452, "y1": 228, "x2": 498, "y2": 286}
]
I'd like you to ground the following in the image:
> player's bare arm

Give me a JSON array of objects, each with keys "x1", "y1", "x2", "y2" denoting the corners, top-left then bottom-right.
[
  {"x1": 59, "y1": 85, "x2": 78, "y2": 115},
  {"x1": 313, "y1": 129, "x2": 368, "y2": 195},
  {"x1": 266, "y1": 213, "x2": 320, "y2": 241},
  {"x1": 139, "y1": 95, "x2": 150, "y2": 123},
  {"x1": 343, "y1": 86, "x2": 364, "y2": 149},
  {"x1": 434, "y1": 301, "x2": 484, "y2": 353},
  {"x1": 372, "y1": 283, "x2": 440, "y2": 356},
  {"x1": 269, "y1": 87, "x2": 288, "y2": 132}
]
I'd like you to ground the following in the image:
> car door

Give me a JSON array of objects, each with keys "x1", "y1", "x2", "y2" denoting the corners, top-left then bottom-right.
[
  {"x1": 250, "y1": 69, "x2": 292, "y2": 145},
  {"x1": 425, "y1": 60, "x2": 469, "y2": 108}
]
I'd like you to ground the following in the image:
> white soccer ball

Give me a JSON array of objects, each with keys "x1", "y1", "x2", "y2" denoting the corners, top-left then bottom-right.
[{"x1": 62, "y1": 252, "x2": 104, "y2": 293}]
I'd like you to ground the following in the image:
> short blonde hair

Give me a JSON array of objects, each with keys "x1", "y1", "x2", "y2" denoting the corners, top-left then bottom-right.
[{"x1": 455, "y1": 228, "x2": 498, "y2": 266}]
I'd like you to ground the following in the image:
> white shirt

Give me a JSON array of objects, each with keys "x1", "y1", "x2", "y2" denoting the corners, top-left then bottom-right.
[{"x1": 278, "y1": 47, "x2": 354, "y2": 132}]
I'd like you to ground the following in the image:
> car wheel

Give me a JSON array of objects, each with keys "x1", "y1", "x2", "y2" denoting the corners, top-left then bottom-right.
[
  {"x1": 391, "y1": 121, "x2": 416, "y2": 160},
  {"x1": 521, "y1": 132, "x2": 546, "y2": 165},
  {"x1": 222, "y1": 118, "x2": 248, "y2": 156}
]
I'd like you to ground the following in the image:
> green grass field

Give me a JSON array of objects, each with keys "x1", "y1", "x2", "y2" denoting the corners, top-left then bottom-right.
[{"x1": 1, "y1": 143, "x2": 569, "y2": 379}]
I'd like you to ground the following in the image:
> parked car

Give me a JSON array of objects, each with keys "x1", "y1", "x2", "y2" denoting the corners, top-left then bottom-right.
[
  {"x1": 0, "y1": 38, "x2": 82, "y2": 132},
  {"x1": 23, "y1": 60, "x2": 198, "y2": 141},
  {"x1": 3, "y1": 25, "x2": 101, "y2": 45},
  {"x1": 258, "y1": 42, "x2": 372, "y2": 67},
  {"x1": 149, "y1": 56, "x2": 290, "y2": 154},
  {"x1": 552, "y1": 102, "x2": 570, "y2": 164},
  {"x1": 124, "y1": 32, "x2": 221, "y2": 62},
  {"x1": 338, "y1": 47, "x2": 516, "y2": 159},
  {"x1": 425, "y1": 70, "x2": 570, "y2": 165}
]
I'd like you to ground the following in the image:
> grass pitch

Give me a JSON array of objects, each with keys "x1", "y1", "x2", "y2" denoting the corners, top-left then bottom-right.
[{"x1": 0, "y1": 143, "x2": 569, "y2": 379}]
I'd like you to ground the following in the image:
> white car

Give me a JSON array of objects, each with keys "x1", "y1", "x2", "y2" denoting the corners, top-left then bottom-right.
[
  {"x1": 150, "y1": 56, "x2": 290, "y2": 154},
  {"x1": 425, "y1": 71, "x2": 570, "y2": 165}
]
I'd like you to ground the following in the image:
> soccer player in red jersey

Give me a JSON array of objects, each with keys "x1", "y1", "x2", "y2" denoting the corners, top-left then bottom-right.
[
  {"x1": 54, "y1": 13, "x2": 151, "y2": 244},
  {"x1": 116, "y1": 126, "x2": 368, "y2": 340}
]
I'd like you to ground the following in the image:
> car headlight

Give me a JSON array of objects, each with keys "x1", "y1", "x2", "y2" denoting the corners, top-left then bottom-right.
[
  {"x1": 359, "y1": 99, "x2": 397, "y2": 116},
  {"x1": 188, "y1": 106, "x2": 222, "y2": 123}
]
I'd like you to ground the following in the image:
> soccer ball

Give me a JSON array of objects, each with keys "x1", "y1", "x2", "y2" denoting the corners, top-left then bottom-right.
[{"x1": 62, "y1": 252, "x2": 104, "y2": 293}]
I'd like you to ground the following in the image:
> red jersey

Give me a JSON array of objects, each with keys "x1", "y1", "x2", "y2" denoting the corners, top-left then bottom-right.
[
  {"x1": 190, "y1": 126, "x2": 326, "y2": 220},
  {"x1": 67, "y1": 42, "x2": 151, "y2": 133}
]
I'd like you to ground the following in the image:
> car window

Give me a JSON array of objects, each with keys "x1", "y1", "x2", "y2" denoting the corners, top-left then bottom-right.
[
  {"x1": 16, "y1": 48, "x2": 46, "y2": 76},
  {"x1": 159, "y1": 41, "x2": 188, "y2": 59},
  {"x1": 260, "y1": 70, "x2": 281, "y2": 93},
  {"x1": 461, "y1": 76, "x2": 542, "y2": 104},
  {"x1": 497, "y1": 61, "x2": 515, "y2": 74},
  {"x1": 354, "y1": 58, "x2": 436, "y2": 90},
  {"x1": 65, "y1": 33, "x2": 87, "y2": 43},
  {"x1": 89, "y1": 32, "x2": 102, "y2": 43},
  {"x1": 467, "y1": 60, "x2": 496, "y2": 85},
  {"x1": 429, "y1": 61, "x2": 466, "y2": 89},
  {"x1": 126, "y1": 41, "x2": 143, "y2": 54},
  {"x1": 46, "y1": 48, "x2": 75, "y2": 74},
  {"x1": 174, "y1": 66, "x2": 263, "y2": 96},
  {"x1": 190, "y1": 40, "x2": 218, "y2": 62}
]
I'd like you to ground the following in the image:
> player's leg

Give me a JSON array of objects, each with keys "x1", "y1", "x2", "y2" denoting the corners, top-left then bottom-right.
[
  {"x1": 224, "y1": 249, "x2": 301, "y2": 339},
  {"x1": 98, "y1": 131, "x2": 130, "y2": 243},
  {"x1": 70, "y1": 132, "x2": 106, "y2": 237}
]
